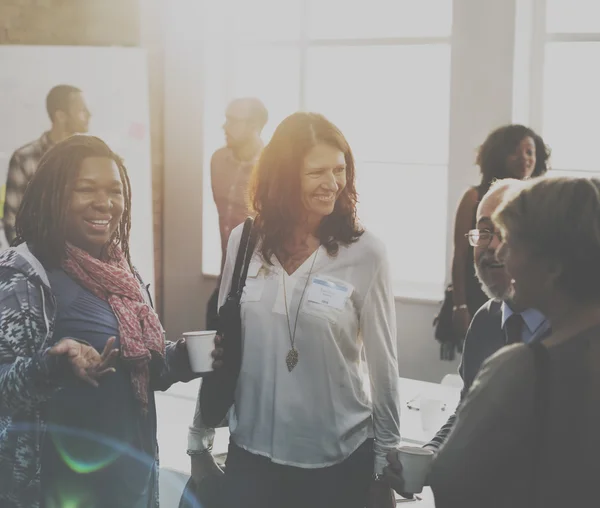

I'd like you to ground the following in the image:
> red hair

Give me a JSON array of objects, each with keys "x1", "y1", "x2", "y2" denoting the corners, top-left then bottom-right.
[{"x1": 250, "y1": 112, "x2": 363, "y2": 262}]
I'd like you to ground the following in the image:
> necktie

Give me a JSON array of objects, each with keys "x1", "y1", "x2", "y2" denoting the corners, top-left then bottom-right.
[{"x1": 505, "y1": 313, "x2": 524, "y2": 345}]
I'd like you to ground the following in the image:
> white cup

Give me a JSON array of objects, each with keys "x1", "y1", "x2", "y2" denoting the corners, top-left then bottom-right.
[
  {"x1": 420, "y1": 398, "x2": 444, "y2": 432},
  {"x1": 184, "y1": 330, "x2": 217, "y2": 373},
  {"x1": 397, "y1": 446, "x2": 434, "y2": 494}
]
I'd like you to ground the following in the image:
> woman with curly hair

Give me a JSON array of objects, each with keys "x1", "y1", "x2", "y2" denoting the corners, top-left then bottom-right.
[
  {"x1": 0, "y1": 135, "x2": 199, "y2": 508},
  {"x1": 451, "y1": 124, "x2": 550, "y2": 339},
  {"x1": 192, "y1": 112, "x2": 401, "y2": 508}
]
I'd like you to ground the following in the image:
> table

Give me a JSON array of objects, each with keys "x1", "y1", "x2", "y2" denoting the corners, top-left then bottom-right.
[{"x1": 156, "y1": 377, "x2": 460, "y2": 507}]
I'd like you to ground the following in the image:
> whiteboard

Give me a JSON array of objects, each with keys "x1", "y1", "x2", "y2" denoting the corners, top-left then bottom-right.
[{"x1": 0, "y1": 46, "x2": 155, "y2": 294}]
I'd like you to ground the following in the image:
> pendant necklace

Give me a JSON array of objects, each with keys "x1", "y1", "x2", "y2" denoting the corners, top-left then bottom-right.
[{"x1": 282, "y1": 248, "x2": 318, "y2": 372}]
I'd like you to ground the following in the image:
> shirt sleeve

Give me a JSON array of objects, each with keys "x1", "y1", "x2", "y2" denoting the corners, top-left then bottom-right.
[
  {"x1": 0, "y1": 271, "x2": 64, "y2": 413},
  {"x1": 187, "y1": 226, "x2": 241, "y2": 452},
  {"x1": 424, "y1": 318, "x2": 475, "y2": 451},
  {"x1": 428, "y1": 344, "x2": 535, "y2": 506},
  {"x1": 3, "y1": 153, "x2": 26, "y2": 244},
  {"x1": 360, "y1": 248, "x2": 401, "y2": 474}
]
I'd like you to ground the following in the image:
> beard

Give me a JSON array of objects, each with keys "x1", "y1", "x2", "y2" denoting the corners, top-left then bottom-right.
[{"x1": 475, "y1": 253, "x2": 513, "y2": 301}]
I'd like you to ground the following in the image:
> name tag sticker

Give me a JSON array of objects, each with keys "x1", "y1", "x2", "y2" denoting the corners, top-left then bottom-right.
[{"x1": 307, "y1": 277, "x2": 353, "y2": 310}]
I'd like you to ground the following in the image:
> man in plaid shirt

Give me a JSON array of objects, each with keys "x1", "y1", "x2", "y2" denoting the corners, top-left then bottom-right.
[{"x1": 3, "y1": 85, "x2": 90, "y2": 244}]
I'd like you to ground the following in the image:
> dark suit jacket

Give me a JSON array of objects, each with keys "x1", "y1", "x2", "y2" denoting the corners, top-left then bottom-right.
[{"x1": 426, "y1": 299, "x2": 512, "y2": 450}]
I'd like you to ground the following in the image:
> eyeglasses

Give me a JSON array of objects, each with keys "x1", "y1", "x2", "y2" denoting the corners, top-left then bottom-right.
[{"x1": 466, "y1": 229, "x2": 502, "y2": 247}]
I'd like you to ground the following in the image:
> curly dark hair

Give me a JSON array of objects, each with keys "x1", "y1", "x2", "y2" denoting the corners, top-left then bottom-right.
[
  {"x1": 14, "y1": 135, "x2": 133, "y2": 270},
  {"x1": 250, "y1": 112, "x2": 363, "y2": 262},
  {"x1": 476, "y1": 124, "x2": 550, "y2": 193}
]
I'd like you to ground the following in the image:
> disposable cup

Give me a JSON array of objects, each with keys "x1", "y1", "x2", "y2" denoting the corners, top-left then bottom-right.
[
  {"x1": 184, "y1": 330, "x2": 217, "y2": 373},
  {"x1": 396, "y1": 446, "x2": 434, "y2": 494}
]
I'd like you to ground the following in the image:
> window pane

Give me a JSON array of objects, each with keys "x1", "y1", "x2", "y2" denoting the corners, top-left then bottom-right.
[
  {"x1": 231, "y1": 47, "x2": 301, "y2": 140},
  {"x1": 546, "y1": 0, "x2": 600, "y2": 33},
  {"x1": 230, "y1": 0, "x2": 303, "y2": 41},
  {"x1": 542, "y1": 42, "x2": 600, "y2": 172},
  {"x1": 305, "y1": 45, "x2": 451, "y2": 164},
  {"x1": 308, "y1": 0, "x2": 452, "y2": 39},
  {"x1": 202, "y1": 47, "x2": 301, "y2": 275},
  {"x1": 551, "y1": 169, "x2": 600, "y2": 178},
  {"x1": 357, "y1": 162, "x2": 447, "y2": 296}
]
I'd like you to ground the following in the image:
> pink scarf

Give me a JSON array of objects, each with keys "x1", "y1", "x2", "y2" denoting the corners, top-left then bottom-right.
[{"x1": 62, "y1": 243, "x2": 165, "y2": 414}]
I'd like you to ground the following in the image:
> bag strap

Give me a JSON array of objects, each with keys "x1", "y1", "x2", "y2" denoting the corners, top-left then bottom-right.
[
  {"x1": 529, "y1": 340, "x2": 550, "y2": 507},
  {"x1": 238, "y1": 228, "x2": 257, "y2": 295},
  {"x1": 229, "y1": 217, "x2": 255, "y2": 300}
]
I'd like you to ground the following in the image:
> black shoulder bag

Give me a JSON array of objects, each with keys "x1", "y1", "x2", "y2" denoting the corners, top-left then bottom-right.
[
  {"x1": 433, "y1": 284, "x2": 461, "y2": 360},
  {"x1": 199, "y1": 217, "x2": 256, "y2": 427}
]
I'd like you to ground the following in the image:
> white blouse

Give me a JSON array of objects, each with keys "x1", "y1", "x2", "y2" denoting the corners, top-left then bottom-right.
[{"x1": 191, "y1": 225, "x2": 401, "y2": 474}]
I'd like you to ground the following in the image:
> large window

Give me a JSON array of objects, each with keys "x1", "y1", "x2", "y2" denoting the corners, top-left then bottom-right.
[
  {"x1": 535, "y1": 0, "x2": 600, "y2": 177},
  {"x1": 202, "y1": 0, "x2": 452, "y2": 299}
]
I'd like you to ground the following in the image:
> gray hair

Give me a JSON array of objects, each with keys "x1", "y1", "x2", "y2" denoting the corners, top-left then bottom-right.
[{"x1": 493, "y1": 176, "x2": 600, "y2": 301}]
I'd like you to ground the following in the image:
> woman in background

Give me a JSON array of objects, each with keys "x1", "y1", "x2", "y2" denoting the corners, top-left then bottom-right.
[
  {"x1": 451, "y1": 124, "x2": 549, "y2": 338},
  {"x1": 0, "y1": 135, "x2": 198, "y2": 508}
]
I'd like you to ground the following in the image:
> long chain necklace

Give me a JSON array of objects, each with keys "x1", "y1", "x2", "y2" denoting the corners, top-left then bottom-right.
[{"x1": 282, "y1": 249, "x2": 318, "y2": 372}]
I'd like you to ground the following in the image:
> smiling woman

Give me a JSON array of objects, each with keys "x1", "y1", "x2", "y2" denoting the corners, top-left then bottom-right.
[
  {"x1": 65, "y1": 157, "x2": 125, "y2": 259},
  {"x1": 0, "y1": 135, "x2": 204, "y2": 508},
  {"x1": 190, "y1": 113, "x2": 401, "y2": 508},
  {"x1": 15, "y1": 136, "x2": 133, "y2": 270}
]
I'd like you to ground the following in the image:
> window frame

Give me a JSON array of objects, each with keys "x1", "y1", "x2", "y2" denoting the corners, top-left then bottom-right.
[
  {"x1": 201, "y1": 0, "x2": 453, "y2": 302},
  {"x1": 529, "y1": 0, "x2": 600, "y2": 174}
]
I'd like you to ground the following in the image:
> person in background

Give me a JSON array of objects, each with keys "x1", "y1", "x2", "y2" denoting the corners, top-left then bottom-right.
[
  {"x1": 3, "y1": 85, "x2": 91, "y2": 244},
  {"x1": 427, "y1": 176, "x2": 600, "y2": 507},
  {"x1": 205, "y1": 97, "x2": 268, "y2": 330},
  {"x1": 451, "y1": 125, "x2": 549, "y2": 339},
  {"x1": 192, "y1": 112, "x2": 400, "y2": 508},
  {"x1": 186, "y1": 99, "x2": 268, "y2": 504},
  {"x1": 385, "y1": 178, "x2": 550, "y2": 495},
  {"x1": 0, "y1": 135, "x2": 199, "y2": 508}
]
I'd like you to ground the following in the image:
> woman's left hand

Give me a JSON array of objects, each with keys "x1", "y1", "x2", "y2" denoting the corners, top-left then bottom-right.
[
  {"x1": 211, "y1": 334, "x2": 224, "y2": 369},
  {"x1": 367, "y1": 479, "x2": 396, "y2": 508}
]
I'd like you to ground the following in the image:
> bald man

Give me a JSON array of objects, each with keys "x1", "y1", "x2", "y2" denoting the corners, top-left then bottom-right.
[
  {"x1": 384, "y1": 178, "x2": 550, "y2": 495},
  {"x1": 207, "y1": 98, "x2": 268, "y2": 329}
]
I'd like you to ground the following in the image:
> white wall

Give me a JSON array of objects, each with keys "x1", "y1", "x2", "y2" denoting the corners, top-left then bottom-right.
[{"x1": 162, "y1": 0, "x2": 523, "y2": 383}]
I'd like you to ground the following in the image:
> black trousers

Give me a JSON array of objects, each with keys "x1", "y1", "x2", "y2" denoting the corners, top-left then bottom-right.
[{"x1": 222, "y1": 439, "x2": 374, "y2": 508}]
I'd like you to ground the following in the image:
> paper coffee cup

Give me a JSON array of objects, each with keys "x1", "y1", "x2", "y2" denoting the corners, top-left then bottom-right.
[
  {"x1": 397, "y1": 446, "x2": 434, "y2": 494},
  {"x1": 184, "y1": 330, "x2": 217, "y2": 373}
]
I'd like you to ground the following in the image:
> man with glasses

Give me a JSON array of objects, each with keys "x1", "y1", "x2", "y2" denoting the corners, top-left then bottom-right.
[{"x1": 384, "y1": 178, "x2": 550, "y2": 494}]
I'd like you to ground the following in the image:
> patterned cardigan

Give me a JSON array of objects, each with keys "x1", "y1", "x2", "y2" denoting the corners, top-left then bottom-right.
[{"x1": 0, "y1": 243, "x2": 187, "y2": 508}]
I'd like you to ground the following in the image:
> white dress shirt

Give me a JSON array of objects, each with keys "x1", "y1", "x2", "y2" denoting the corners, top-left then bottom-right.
[{"x1": 190, "y1": 225, "x2": 401, "y2": 474}]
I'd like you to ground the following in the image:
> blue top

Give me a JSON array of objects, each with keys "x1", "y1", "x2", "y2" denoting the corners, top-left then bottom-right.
[
  {"x1": 501, "y1": 302, "x2": 550, "y2": 344},
  {"x1": 41, "y1": 269, "x2": 156, "y2": 508}
]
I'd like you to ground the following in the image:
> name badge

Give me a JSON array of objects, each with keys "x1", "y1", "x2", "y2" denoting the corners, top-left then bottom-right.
[{"x1": 307, "y1": 277, "x2": 353, "y2": 310}]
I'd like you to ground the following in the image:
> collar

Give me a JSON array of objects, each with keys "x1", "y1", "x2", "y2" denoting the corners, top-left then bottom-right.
[
  {"x1": 501, "y1": 301, "x2": 547, "y2": 336},
  {"x1": 40, "y1": 131, "x2": 55, "y2": 152},
  {"x1": 226, "y1": 144, "x2": 263, "y2": 165}
]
